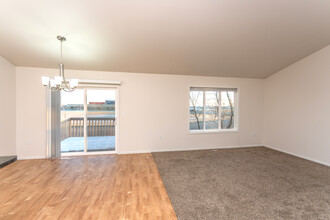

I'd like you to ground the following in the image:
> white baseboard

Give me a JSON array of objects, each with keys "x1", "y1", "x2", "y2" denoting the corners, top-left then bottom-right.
[
  {"x1": 16, "y1": 145, "x2": 263, "y2": 159},
  {"x1": 15, "y1": 145, "x2": 330, "y2": 167},
  {"x1": 264, "y1": 145, "x2": 330, "y2": 167},
  {"x1": 17, "y1": 155, "x2": 46, "y2": 160},
  {"x1": 119, "y1": 144, "x2": 262, "y2": 155},
  {"x1": 119, "y1": 150, "x2": 151, "y2": 155},
  {"x1": 61, "y1": 151, "x2": 117, "y2": 157}
]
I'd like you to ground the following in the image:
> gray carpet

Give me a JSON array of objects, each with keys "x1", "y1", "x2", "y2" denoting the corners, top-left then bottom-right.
[{"x1": 152, "y1": 147, "x2": 330, "y2": 220}]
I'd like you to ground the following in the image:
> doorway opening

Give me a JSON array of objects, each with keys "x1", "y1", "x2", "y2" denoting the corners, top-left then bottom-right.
[{"x1": 60, "y1": 88, "x2": 118, "y2": 155}]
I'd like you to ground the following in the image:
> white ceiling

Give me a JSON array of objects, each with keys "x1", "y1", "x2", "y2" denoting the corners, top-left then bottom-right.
[{"x1": 0, "y1": 0, "x2": 330, "y2": 78}]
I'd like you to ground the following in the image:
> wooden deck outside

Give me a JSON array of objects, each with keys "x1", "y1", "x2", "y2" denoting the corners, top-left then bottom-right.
[{"x1": 61, "y1": 117, "x2": 115, "y2": 141}]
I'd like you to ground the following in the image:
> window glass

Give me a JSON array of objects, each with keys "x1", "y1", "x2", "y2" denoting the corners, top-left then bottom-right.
[
  {"x1": 205, "y1": 90, "x2": 219, "y2": 130},
  {"x1": 87, "y1": 89, "x2": 116, "y2": 152},
  {"x1": 189, "y1": 89, "x2": 204, "y2": 130},
  {"x1": 221, "y1": 91, "x2": 235, "y2": 129},
  {"x1": 60, "y1": 89, "x2": 85, "y2": 152}
]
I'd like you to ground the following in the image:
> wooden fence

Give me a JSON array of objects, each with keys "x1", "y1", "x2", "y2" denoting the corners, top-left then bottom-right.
[{"x1": 61, "y1": 117, "x2": 115, "y2": 141}]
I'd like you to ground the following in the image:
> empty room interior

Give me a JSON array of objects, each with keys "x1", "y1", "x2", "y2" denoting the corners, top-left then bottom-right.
[{"x1": 0, "y1": 0, "x2": 330, "y2": 219}]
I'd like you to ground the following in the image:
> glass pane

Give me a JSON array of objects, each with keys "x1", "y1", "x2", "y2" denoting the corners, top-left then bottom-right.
[
  {"x1": 221, "y1": 91, "x2": 235, "y2": 129},
  {"x1": 87, "y1": 89, "x2": 116, "y2": 152},
  {"x1": 60, "y1": 89, "x2": 85, "y2": 152},
  {"x1": 189, "y1": 90, "x2": 204, "y2": 130},
  {"x1": 205, "y1": 90, "x2": 219, "y2": 130}
]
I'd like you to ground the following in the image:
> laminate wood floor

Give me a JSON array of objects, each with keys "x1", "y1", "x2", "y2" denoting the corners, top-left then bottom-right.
[{"x1": 0, "y1": 154, "x2": 177, "y2": 220}]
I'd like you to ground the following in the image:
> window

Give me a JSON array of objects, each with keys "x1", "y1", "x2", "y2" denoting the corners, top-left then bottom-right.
[{"x1": 189, "y1": 87, "x2": 238, "y2": 132}]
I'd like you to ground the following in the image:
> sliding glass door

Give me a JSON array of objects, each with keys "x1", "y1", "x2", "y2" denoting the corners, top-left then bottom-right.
[
  {"x1": 87, "y1": 89, "x2": 116, "y2": 152},
  {"x1": 60, "y1": 89, "x2": 85, "y2": 152},
  {"x1": 60, "y1": 88, "x2": 117, "y2": 154}
]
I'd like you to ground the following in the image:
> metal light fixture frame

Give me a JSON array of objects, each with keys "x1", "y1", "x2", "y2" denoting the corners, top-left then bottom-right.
[{"x1": 41, "y1": 36, "x2": 78, "y2": 92}]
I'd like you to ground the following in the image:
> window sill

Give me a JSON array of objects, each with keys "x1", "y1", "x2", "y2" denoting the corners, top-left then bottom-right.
[{"x1": 189, "y1": 129, "x2": 239, "y2": 135}]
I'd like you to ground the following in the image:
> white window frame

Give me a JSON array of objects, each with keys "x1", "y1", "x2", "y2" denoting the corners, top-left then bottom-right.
[{"x1": 188, "y1": 86, "x2": 239, "y2": 134}]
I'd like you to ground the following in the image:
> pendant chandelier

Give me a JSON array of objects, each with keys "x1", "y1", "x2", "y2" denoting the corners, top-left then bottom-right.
[{"x1": 41, "y1": 36, "x2": 78, "y2": 92}]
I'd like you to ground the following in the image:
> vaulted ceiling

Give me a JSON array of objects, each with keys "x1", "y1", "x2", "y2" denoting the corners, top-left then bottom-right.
[{"x1": 0, "y1": 0, "x2": 330, "y2": 78}]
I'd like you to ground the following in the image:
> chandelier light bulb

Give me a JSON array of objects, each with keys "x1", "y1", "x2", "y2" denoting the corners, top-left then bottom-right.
[
  {"x1": 50, "y1": 79, "x2": 57, "y2": 87},
  {"x1": 41, "y1": 76, "x2": 50, "y2": 86},
  {"x1": 69, "y1": 79, "x2": 79, "y2": 88},
  {"x1": 54, "y1": 76, "x2": 63, "y2": 85}
]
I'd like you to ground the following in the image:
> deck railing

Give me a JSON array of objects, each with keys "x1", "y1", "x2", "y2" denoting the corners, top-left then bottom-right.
[{"x1": 61, "y1": 117, "x2": 115, "y2": 141}]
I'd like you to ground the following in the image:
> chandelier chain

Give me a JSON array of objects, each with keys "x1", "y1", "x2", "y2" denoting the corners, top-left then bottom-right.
[{"x1": 60, "y1": 40, "x2": 62, "y2": 63}]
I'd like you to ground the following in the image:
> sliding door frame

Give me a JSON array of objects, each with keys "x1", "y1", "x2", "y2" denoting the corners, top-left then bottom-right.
[
  {"x1": 46, "y1": 84, "x2": 120, "y2": 158},
  {"x1": 61, "y1": 85, "x2": 120, "y2": 156}
]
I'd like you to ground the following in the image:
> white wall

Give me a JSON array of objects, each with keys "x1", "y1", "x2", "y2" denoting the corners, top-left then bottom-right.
[
  {"x1": 0, "y1": 56, "x2": 16, "y2": 156},
  {"x1": 264, "y1": 45, "x2": 330, "y2": 166},
  {"x1": 11, "y1": 46, "x2": 330, "y2": 166},
  {"x1": 16, "y1": 67, "x2": 264, "y2": 159}
]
